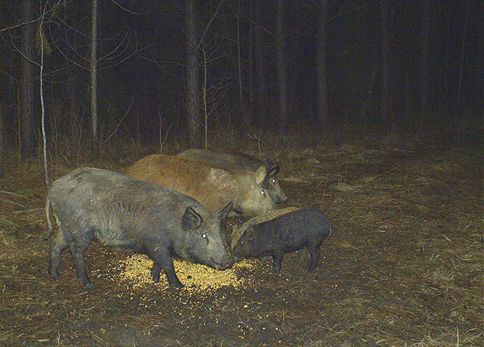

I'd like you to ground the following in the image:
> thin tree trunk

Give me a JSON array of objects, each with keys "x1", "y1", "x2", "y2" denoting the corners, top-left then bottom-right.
[
  {"x1": 39, "y1": 10, "x2": 50, "y2": 186},
  {"x1": 380, "y1": 0, "x2": 392, "y2": 124},
  {"x1": 69, "y1": 68, "x2": 78, "y2": 144},
  {"x1": 90, "y1": 0, "x2": 99, "y2": 159},
  {"x1": 186, "y1": 0, "x2": 202, "y2": 149},
  {"x1": 236, "y1": 0, "x2": 249, "y2": 127},
  {"x1": 0, "y1": 29, "x2": 4, "y2": 176},
  {"x1": 247, "y1": 1, "x2": 254, "y2": 122},
  {"x1": 457, "y1": 0, "x2": 469, "y2": 111},
  {"x1": 276, "y1": 0, "x2": 288, "y2": 128},
  {"x1": 254, "y1": 0, "x2": 267, "y2": 123},
  {"x1": 65, "y1": 4, "x2": 79, "y2": 149},
  {"x1": 0, "y1": 104, "x2": 3, "y2": 177},
  {"x1": 420, "y1": 0, "x2": 430, "y2": 127},
  {"x1": 20, "y1": 0, "x2": 36, "y2": 159},
  {"x1": 317, "y1": 0, "x2": 329, "y2": 129}
]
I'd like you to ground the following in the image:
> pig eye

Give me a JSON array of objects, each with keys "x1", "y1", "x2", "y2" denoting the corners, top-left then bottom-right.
[
  {"x1": 271, "y1": 178, "x2": 276, "y2": 184},
  {"x1": 200, "y1": 233, "x2": 209, "y2": 244},
  {"x1": 260, "y1": 189, "x2": 266, "y2": 197}
]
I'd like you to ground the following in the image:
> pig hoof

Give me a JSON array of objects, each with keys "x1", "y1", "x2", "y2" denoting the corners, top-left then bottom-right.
[
  {"x1": 79, "y1": 278, "x2": 94, "y2": 289},
  {"x1": 169, "y1": 281, "x2": 184, "y2": 288}
]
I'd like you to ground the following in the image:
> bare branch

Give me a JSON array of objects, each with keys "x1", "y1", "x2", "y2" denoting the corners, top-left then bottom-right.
[
  {"x1": 111, "y1": 0, "x2": 154, "y2": 15},
  {"x1": 102, "y1": 97, "x2": 135, "y2": 146}
]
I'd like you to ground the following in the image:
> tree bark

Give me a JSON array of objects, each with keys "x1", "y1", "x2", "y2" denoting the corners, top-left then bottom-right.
[
  {"x1": 0, "y1": 29, "x2": 4, "y2": 176},
  {"x1": 317, "y1": 0, "x2": 329, "y2": 129},
  {"x1": 380, "y1": 0, "x2": 392, "y2": 124},
  {"x1": 90, "y1": 0, "x2": 99, "y2": 159},
  {"x1": 254, "y1": 0, "x2": 267, "y2": 123},
  {"x1": 420, "y1": 0, "x2": 430, "y2": 127},
  {"x1": 457, "y1": 0, "x2": 469, "y2": 111},
  {"x1": 0, "y1": 101, "x2": 3, "y2": 178},
  {"x1": 236, "y1": 0, "x2": 249, "y2": 127},
  {"x1": 186, "y1": 0, "x2": 202, "y2": 148},
  {"x1": 20, "y1": 0, "x2": 36, "y2": 159},
  {"x1": 276, "y1": 0, "x2": 288, "y2": 128},
  {"x1": 247, "y1": 1, "x2": 254, "y2": 123}
]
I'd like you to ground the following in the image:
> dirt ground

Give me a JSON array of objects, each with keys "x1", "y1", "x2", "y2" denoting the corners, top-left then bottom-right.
[{"x1": 0, "y1": 138, "x2": 482, "y2": 346}]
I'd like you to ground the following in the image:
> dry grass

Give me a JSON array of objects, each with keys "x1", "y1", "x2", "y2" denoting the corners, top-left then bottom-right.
[{"x1": 0, "y1": 131, "x2": 482, "y2": 346}]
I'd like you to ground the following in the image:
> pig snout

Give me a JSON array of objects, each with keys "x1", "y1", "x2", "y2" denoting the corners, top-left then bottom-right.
[
  {"x1": 277, "y1": 194, "x2": 288, "y2": 204},
  {"x1": 213, "y1": 254, "x2": 234, "y2": 270}
]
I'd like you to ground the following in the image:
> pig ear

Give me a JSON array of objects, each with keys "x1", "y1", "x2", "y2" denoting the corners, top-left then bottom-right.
[
  {"x1": 182, "y1": 207, "x2": 203, "y2": 231},
  {"x1": 217, "y1": 201, "x2": 233, "y2": 220},
  {"x1": 253, "y1": 166, "x2": 267, "y2": 186},
  {"x1": 266, "y1": 163, "x2": 280, "y2": 176},
  {"x1": 246, "y1": 227, "x2": 255, "y2": 240}
]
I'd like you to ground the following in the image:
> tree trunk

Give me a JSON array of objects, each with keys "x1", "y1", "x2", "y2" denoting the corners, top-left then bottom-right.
[
  {"x1": 317, "y1": 0, "x2": 329, "y2": 129},
  {"x1": 254, "y1": 0, "x2": 267, "y2": 123},
  {"x1": 90, "y1": 0, "x2": 99, "y2": 159},
  {"x1": 276, "y1": 0, "x2": 288, "y2": 128},
  {"x1": 457, "y1": 0, "x2": 469, "y2": 111},
  {"x1": 236, "y1": 0, "x2": 249, "y2": 127},
  {"x1": 20, "y1": 0, "x2": 36, "y2": 159},
  {"x1": 68, "y1": 4, "x2": 79, "y2": 149},
  {"x1": 420, "y1": 0, "x2": 430, "y2": 127},
  {"x1": 186, "y1": 0, "x2": 202, "y2": 149},
  {"x1": 0, "y1": 29, "x2": 4, "y2": 176},
  {"x1": 69, "y1": 68, "x2": 78, "y2": 145},
  {"x1": 380, "y1": 0, "x2": 392, "y2": 124},
  {"x1": 247, "y1": 1, "x2": 254, "y2": 123},
  {"x1": 0, "y1": 102, "x2": 3, "y2": 178}
]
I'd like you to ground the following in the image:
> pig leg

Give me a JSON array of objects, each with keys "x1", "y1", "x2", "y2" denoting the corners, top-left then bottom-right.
[
  {"x1": 49, "y1": 228, "x2": 71, "y2": 280},
  {"x1": 306, "y1": 244, "x2": 321, "y2": 272},
  {"x1": 149, "y1": 249, "x2": 183, "y2": 288},
  {"x1": 69, "y1": 229, "x2": 94, "y2": 288},
  {"x1": 69, "y1": 241, "x2": 92, "y2": 288},
  {"x1": 271, "y1": 251, "x2": 285, "y2": 274}
]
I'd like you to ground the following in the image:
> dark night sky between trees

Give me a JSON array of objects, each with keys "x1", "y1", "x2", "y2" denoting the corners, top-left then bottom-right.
[{"x1": 1, "y1": 0, "x2": 482, "y2": 148}]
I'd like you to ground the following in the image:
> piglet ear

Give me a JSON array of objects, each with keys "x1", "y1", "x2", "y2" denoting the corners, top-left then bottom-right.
[
  {"x1": 246, "y1": 227, "x2": 255, "y2": 240},
  {"x1": 266, "y1": 163, "x2": 280, "y2": 176},
  {"x1": 182, "y1": 207, "x2": 203, "y2": 231},
  {"x1": 217, "y1": 201, "x2": 233, "y2": 220}
]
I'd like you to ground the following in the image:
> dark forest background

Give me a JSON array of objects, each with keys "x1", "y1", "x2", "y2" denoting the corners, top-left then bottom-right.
[{"x1": 0, "y1": 0, "x2": 482, "y2": 163}]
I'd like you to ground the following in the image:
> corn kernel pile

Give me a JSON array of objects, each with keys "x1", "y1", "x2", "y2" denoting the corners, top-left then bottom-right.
[{"x1": 116, "y1": 254, "x2": 254, "y2": 293}]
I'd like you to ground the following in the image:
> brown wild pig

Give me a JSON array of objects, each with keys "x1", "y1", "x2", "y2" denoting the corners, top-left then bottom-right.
[
  {"x1": 178, "y1": 149, "x2": 288, "y2": 204},
  {"x1": 47, "y1": 167, "x2": 233, "y2": 288},
  {"x1": 125, "y1": 155, "x2": 277, "y2": 216}
]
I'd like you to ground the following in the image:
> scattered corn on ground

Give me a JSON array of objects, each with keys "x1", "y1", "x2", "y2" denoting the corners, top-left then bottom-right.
[{"x1": 114, "y1": 254, "x2": 255, "y2": 293}]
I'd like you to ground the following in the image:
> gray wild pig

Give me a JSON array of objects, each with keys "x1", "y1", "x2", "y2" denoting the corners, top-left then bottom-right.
[
  {"x1": 231, "y1": 209, "x2": 332, "y2": 273},
  {"x1": 46, "y1": 167, "x2": 233, "y2": 288},
  {"x1": 125, "y1": 155, "x2": 277, "y2": 216},
  {"x1": 178, "y1": 149, "x2": 288, "y2": 204}
]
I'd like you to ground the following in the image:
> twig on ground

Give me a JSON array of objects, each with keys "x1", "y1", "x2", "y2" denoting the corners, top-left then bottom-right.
[
  {"x1": 1, "y1": 190, "x2": 29, "y2": 199},
  {"x1": 14, "y1": 208, "x2": 44, "y2": 214},
  {"x1": 3, "y1": 200, "x2": 26, "y2": 208}
]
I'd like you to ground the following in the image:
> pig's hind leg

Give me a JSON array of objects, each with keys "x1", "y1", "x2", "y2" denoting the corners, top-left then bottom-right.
[
  {"x1": 306, "y1": 243, "x2": 321, "y2": 272},
  {"x1": 69, "y1": 228, "x2": 95, "y2": 288},
  {"x1": 49, "y1": 227, "x2": 71, "y2": 281},
  {"x1": 271, "y1": 251, "x2": 285, "y2": 274}
]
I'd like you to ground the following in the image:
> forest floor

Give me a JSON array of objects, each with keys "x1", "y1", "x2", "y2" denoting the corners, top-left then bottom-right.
[{"x1": 0, "y1": 130, "x2": 482, "y2": 346}]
